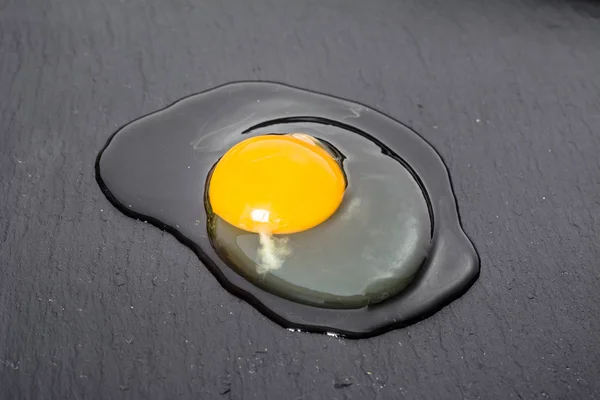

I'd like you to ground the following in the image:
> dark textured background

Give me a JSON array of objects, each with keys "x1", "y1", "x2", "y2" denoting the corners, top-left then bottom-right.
[{"x1": 1, "y1": 0, "x2": 599, "y2": 399}]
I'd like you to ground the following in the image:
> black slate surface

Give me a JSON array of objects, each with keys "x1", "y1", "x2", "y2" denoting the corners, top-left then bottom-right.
[{"x1": 1, "y1": 0, "x2": 599, "y2": 399}]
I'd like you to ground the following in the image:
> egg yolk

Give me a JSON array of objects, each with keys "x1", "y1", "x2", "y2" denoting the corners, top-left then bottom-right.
[{"x1": 208, "y1": 134, "x2": 346, "y2": 234}]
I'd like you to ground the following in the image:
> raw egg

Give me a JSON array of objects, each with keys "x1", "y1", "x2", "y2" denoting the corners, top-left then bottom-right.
[{"x1": 96, "y1": 81, "x2": 479, "y2": 337}]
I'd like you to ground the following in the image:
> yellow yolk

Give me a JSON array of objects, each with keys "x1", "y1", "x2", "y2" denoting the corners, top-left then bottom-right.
[{"x1": 208, "y1": 134, "x2": 346, "y2": 234}]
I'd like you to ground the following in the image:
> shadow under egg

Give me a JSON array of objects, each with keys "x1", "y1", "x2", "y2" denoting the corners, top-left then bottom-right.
[{"x1": 206, "y1": 129, "x2": 432, "y2": 309}]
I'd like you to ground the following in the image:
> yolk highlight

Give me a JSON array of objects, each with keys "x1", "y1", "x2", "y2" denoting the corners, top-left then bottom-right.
[{"x1": 208, "y1": 134, "x2": 346, "y2": 234}]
